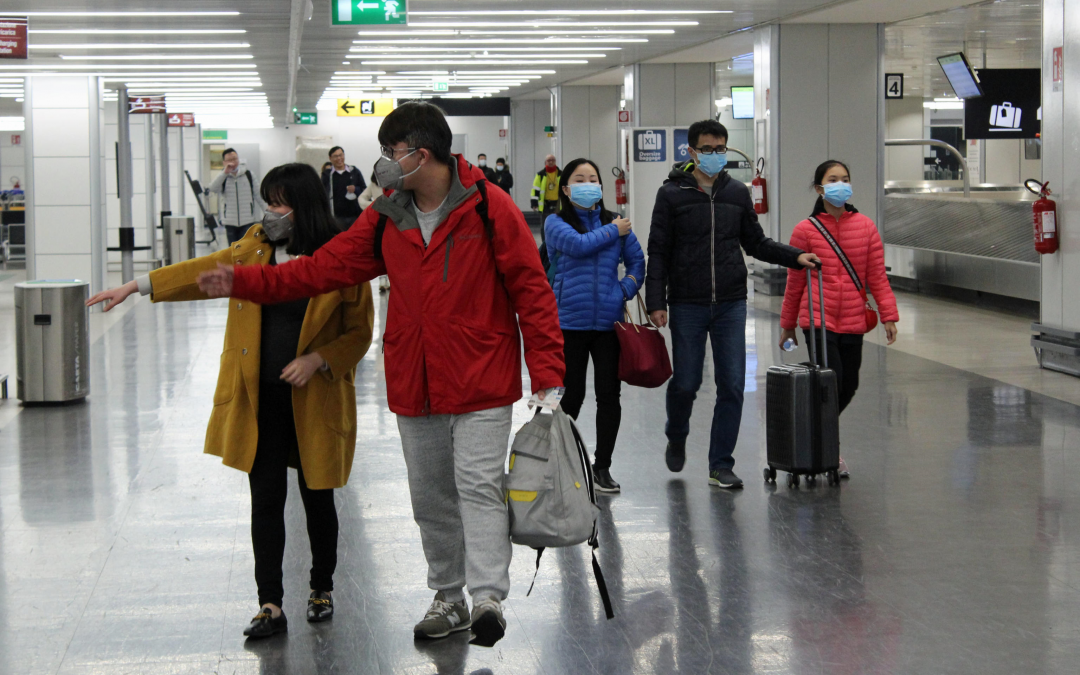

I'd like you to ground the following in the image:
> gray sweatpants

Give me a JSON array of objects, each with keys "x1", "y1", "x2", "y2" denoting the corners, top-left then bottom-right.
[{"x1": 397, "y1": 405, "x2": 514, "y2": 603}]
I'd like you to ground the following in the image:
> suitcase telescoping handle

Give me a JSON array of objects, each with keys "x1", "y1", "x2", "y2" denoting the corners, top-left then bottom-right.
[{"x1": 805, "y1": 265, "x2": 827, "y2": 369}]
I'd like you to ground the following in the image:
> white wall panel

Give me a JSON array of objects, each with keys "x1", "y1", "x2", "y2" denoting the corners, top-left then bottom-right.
[
  {"x1": 33, "y1": 157, "x2": 91, "y2": 206},
  {"x1": 31, "y1": 77, "x2": 88, "y2": 109},
  {"x1": 639, "y1": 64, "x2": 676, "y2": 127},
  {"x1": 674, "y1": 63, "x2": 713, "y2": 126},
  {"x1": 34, "y1": 206, "x2": 91, "y2": 254},
  {"x1": 31, "y1": 108, "x2": 91, "y2": 158},
  {"x1": 36, "y1": 254, "x2": 91, "y2": 283}
]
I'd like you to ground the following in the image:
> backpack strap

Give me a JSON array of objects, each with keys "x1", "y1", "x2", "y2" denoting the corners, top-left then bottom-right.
[
  {"x1": 474, "y1": 178, "x2": 494, "y2": 241},
  {"x1": 568, "y1": 420, "x2": 615, "y2": 620},
  {"x1": 807, "y1": 216, "x2": 863, "y2": 292},
  {"x1": 244, "y1": 170, "x2": 255, "y2": 210},
  {"x1": 374, "y1": 213, "x2": 389, "y2": 260}
]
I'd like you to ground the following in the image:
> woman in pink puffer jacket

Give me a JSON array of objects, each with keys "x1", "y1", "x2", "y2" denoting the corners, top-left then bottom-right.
[{"x1": 779, "y1": 160, "x2": 900, "y2": 477}]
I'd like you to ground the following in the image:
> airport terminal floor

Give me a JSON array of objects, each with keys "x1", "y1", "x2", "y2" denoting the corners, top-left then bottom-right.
[{"x1": 1, "y1": 268, "x2": 1078, "y2": 675}]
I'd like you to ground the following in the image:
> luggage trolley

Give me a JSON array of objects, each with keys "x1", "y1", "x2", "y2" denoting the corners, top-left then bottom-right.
[{"x1": 184, "y1": 170, "x2": 220, "y2": 246}]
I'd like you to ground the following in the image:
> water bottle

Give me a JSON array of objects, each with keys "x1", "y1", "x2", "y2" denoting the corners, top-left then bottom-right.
[{"x1": 782, "y1": 338, "x2": 797, "y2": 352}]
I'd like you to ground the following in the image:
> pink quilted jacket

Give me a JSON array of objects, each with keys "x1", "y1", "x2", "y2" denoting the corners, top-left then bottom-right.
[{"x1": 780, "y1": 209, "x2": 899, "y2": 334}]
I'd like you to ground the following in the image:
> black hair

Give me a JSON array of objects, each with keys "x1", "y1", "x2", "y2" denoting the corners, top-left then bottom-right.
[
  {"x1": 260, "y1": 163, "x2": 342, "y2": 257},
  {"x1": 370, "y1": 170, "x2": 378, "y2": 186},
  {"x1": 328, "y1": 146, "x2": 344, "y2": 157},
  {"x1": 222, "y1": 147, "x2": 237, "y2": 159},
  {"x1": 378, "y1": 101, "x2": 453, "y2": 165},
  {"x1": 495, "y1": 157, "x2": 506, "y2": 165},
  {"x1": 477, "y1": 153, "x2": 487, "y2": 159},
  {"x1": 556, "y1": 158, "x2": 615, "y2": 234},
  {"x1": 810, "y1": 159, "x2": 853, "y2": 215},
  {"x1": 687, "y1": 120, "x2": 728, "y2": 149}
]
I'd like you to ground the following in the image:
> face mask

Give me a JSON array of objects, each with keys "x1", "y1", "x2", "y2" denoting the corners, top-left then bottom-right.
[
  {"x1": 262, "y1": 209, "x2": 294, "y2": 242},
  {"x1": 694, "y1": 152, "x2": 727, "y2": 177},
  {"x1": 822, "y1": 181, "x2": 853, "y2": 207},
  {"x1": 569, "y1": 183, "x2": 603, "y2": 209},
  {"x1": 496, "y1": 165, "x2": 504, "y2": 172},
  {"x1": 546, "y1": 164, "x2": 557, "y2": 173},
  {"x1": 478, "y1": 159, "x2": 487, "y2": 167},
  {"x1": 374, "y1": 150, "x2": 420, "y2": 192}
]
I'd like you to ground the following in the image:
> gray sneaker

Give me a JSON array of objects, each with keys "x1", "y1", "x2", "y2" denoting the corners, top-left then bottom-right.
[
  {"x1": 469, "y1": 596, "x2": 506, "y2": 647},
  {"x1": 413, "y1": 591, "x2": 471, "y2": 640},
  {"x1": 709, "y1": 469, "x2": 744, "y2": 489}
]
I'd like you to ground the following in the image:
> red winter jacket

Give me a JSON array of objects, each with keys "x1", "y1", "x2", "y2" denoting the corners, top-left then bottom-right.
[
  {"x1": 780, "y1": 207, "x2": 899, "y2": 334},
  {"x1": 230, "y1": 155, "x2": 565, "y2": 417}
]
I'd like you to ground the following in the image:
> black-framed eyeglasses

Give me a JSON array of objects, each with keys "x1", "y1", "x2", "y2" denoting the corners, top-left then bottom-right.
[
  {"x1": 693, "y1": 145, "x2": 727, "y2": 155},
  {"x1": 380, "y1": 145, "x2": 416, "y2": 159}
]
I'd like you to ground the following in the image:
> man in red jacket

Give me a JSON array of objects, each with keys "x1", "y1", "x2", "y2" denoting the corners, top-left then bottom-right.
[{"x1": 197, "y1": 102, "x2": 564, "y2": 647}]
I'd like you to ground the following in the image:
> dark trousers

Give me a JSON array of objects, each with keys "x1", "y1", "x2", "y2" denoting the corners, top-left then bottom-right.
[
  {"x1": 224, "y1": 225, "x2": 245, "y2": 245},
  {"x1": 249, "y1": 383, "x2": 338, "y2": 607},
  {"x1": 560, "y1": 330, "x2": 622, "y2": 471},
  {"x1": 665, "y1": 301, "x2": 747, "y2": 472},
  {"x1": 802, "y1": 329, "x2": 864, "y2": 414}
]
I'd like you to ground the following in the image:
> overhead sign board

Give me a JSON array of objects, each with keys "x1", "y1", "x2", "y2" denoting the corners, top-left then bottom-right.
[
  {"x1": 674, "y1": 128, "x2": 690, "y2": 162},
  {"x1": 167, "y1": 113, "x2": 195, "y2": 127},
  {"x1": 0, "y1": 16, "x2": 28, "y2": 60},
  {"x1": 293, "y1": 111, "x2": 318, "y2": 125},
  {"x1": 332, "y1": 0, "x2": 407, "y2": 26},
  {"x1": 963, "y1": 69, "x2": 1041, "y2": 139},
  {"x1": 885, "y1": 73, "x2": 904, "y2": 99},
  {"x1": 634, "y1": 129, "x2": 666, "y2": 163},
  {"x1": 203, "y1": 130, "x2": 228, "y2": 141},
  {"x1": 129, "y1": 95, "x2": 166, "y2": 114},
  {"x1": 337, "y1": 98, "x2": 394, "y2": 117}
]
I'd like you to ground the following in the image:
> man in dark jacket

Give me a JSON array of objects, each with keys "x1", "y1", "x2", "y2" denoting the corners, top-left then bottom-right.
[
  {"x1": 477, "y1": 153, "x2": 497, "y2": 182},
  {"x1": 645, "y1": 120, "x2": 819, "y2": 489},
  {"x1": 322, "y1": 146, "x2": 367, "y2": 229}
]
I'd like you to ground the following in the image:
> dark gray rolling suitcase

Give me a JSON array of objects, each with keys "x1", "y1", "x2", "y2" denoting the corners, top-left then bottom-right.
[{"x1": 764, "y1": 266, "x2": 841, "y2": 488}]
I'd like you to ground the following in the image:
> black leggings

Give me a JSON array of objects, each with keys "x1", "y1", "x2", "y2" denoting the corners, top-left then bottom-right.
[
  {"x1": 249, "y1": 383, "x2": 338, "y2": 607},
  {"x1": 802, "y1": 329, "x2": 864, "y2": 414},
  {"x1": 560, "y1": 329, "x2": 622, "y2": 470}
]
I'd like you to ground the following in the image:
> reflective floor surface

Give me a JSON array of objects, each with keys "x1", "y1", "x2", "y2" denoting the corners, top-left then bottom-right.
[{"x1": 1, "y1": 279, "x2": 1080, "y2": 674}]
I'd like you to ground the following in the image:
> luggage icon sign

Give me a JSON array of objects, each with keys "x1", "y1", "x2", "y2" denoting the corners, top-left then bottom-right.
[
  {"x1": 638, "y1": 131, "x2": 660, "y2": 150},
  {"x1": 989, "y1": 101, "x2": 1022, "y2": 131}
]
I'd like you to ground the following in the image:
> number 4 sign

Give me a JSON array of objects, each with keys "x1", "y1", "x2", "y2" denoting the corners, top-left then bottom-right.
[{"x1": 885, "y1": 73, "x2": 904, "y2": 100}]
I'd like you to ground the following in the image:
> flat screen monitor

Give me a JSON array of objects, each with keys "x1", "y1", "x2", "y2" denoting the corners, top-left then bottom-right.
[
  {"x1": 731, "y1": 86, "x2": 754, "y2": 119},
  {"x1": 937, "y1": 52, "x2": 983, "y2": 98}
]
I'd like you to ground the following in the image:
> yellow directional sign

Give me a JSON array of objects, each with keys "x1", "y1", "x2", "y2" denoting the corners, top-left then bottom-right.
[{"x1": 337, "y1": 98, "x2": 394, "y2": 117}]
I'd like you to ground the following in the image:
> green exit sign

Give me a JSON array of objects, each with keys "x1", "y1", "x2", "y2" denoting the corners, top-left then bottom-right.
[
  {"x1": 433, "y1": 80, "x2": 449, "y2": 93},
  {"x1": 294, "y1": 111, "x2": 318, "y2": 125},
  {"x1": 332, "y1": 0, "x2": 407, "y2": 25}
]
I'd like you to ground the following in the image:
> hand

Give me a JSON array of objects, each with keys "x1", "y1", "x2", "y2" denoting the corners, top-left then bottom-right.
[
  {"x1": 613, "y1": 217, "x2": 632, "y2": 236},
  {"x1": 196, "y1": 263, "x2": 235, "y2": 298},
  {"x1": 884, "y1": 321, "x2": 898, "y2": 345},
  {"x1": 531, "y1": 205, "x2": 538, "y2": 212},
  {"x1": 779, "y1": 328, "x2": 797, "y2": 349},
  {"x1": 650, "y1": 310, "x2": 668, "y2": 328},
  {"x1": 346, "y1": 185, "x2": 356, "y2": 194},
  {"x1": 86, "y1": 280, "x2": 138, "y2": 312},
  {"x1": 797, "y1": 252, "x2": 822, "y2": 268},
  {"x1": 281, "y1": 353, "x2": 325, "y2": 388}
]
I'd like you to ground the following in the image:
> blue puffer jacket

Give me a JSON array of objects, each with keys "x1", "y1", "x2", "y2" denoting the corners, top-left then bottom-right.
[{"x1": 546, "y1": 207, "x2": 646, "y2": 331}]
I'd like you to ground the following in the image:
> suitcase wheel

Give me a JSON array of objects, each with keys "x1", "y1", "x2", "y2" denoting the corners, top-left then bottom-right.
[
  {"x1": 826, "y1": 470, "x2": 840, "y2": 486},
  {"x1": 787, "y1": 473, "x2": 800, "y2": 488},
  {"x1": 806, "y1": 474, "x2": 817, "y2": 487},
  {"x1": 763, "y1": 467, "x2": 777, "y2": 483}
]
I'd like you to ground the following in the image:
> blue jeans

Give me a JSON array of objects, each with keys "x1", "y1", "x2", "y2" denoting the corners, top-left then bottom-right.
[{"x1": 665, "y1": 301, "x2": 747, "y2": 472}]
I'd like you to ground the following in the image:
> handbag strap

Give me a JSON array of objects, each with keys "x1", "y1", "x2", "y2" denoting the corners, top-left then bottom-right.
[{"x1": 807, "y1": 216, "x2": 867, "y2": 300}]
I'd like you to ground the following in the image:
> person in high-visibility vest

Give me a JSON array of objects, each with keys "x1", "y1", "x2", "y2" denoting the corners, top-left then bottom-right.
[{"x1": 531, "y1": 155, "x2": 561, "y2": 241}]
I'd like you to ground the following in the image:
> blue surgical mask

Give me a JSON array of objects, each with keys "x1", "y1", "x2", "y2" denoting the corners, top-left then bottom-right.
[
  {"x1": 822, "y1": 181, "x2": 853, "y2": 207},
  {"x1": 569, "y1": 183, "x2": 603, "y2": 209},
  {"x1": 695, "y1": 152, "x2": 727, "y2": 177}
]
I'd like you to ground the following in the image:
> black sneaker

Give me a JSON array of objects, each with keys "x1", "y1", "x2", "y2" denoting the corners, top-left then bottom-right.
[
  {"x1": 592, "y1": 466, "x2": 621, "y2": 493},
  {"x1": 243, "y1": 608, "x2": 288, "y2": 638},
  {"x1": 307, "y1": 590, "x2": 333, "y2": 623},
  {"x1": 665, "y1": 441, "x2": 686, "y2": 472},
  {"x1": 708, "y1": 469, "x2": 744, "y2": 489}
]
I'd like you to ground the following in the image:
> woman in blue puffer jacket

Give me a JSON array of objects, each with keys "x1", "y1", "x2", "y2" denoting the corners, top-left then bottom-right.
[{"x1": 546, "y1": 158, "x2": 645, "y2": 494}]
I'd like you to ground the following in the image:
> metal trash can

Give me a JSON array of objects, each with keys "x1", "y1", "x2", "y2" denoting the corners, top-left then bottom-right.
[
  {"x1": 15, "y1": 280, "x2": 91, "y2": 403},
  {"x1": 165, "y1": 215, "x2": 195, "y2": 265}
]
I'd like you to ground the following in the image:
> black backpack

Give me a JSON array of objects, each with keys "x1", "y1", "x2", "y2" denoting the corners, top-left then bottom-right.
[{"x1": 374, "y1": 179, "x2": 492, "y2": 259}]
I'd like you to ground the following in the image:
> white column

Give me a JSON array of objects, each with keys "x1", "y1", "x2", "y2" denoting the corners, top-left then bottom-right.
[{"x1": 23, "y1": 76, "x2": 107, "y2": 292}]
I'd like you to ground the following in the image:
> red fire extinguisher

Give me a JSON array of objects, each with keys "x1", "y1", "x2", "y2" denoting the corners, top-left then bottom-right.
[
  {"x1": 1026, "y1": 179, "x2": 1058, "y2": 255},
  {"x1": 613, "y1": 167, "x2": 628, "y2": 206},
  {"x1": 752, "y1": 158, "x2": 769, "y2": 215}
]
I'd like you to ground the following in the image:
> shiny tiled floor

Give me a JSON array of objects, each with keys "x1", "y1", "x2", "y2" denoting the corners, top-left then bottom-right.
[{"x1": 2, "y1": 275, "x2": 1080, "y2": 674}]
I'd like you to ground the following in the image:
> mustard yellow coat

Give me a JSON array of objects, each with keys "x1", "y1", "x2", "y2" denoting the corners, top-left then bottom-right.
[{"x1": 147, "y1": 226, "x2": 375, "y2": 489}]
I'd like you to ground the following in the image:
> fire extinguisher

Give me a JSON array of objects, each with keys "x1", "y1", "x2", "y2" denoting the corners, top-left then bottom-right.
[
  {"x1": 1026, "y1": 179, "x2": 1059, "y2": 255},
  {"x1": 613, "y1": 167, "x2": 628, "y2": 205},
  {"x1": 752, "y1": 157, "x2": 769, "y2": 215}
]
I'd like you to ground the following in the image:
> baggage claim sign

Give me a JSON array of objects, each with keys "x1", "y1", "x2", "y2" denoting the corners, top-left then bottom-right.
[{"x1": 0, "y1": 16, "x2": 28, "y2": 59}]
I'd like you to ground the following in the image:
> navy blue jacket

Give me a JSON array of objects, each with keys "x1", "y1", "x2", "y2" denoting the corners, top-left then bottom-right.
[{"x1": 545, "y1": 207, "x2": 645, "y2": 331}]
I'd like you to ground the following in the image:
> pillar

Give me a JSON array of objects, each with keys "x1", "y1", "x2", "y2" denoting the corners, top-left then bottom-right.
[
  {"x1": 23, "y1": 76, "x2": 107, "y2": 292},
  {"x1": 754, "y1": 24, "x2": 885, "y2": 294}
]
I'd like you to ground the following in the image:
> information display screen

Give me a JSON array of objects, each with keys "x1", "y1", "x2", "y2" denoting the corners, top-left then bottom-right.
[
  {"x1": 731, "y1": 86, "x2": 754, "y2": 120},
  {"x1": 937, "y1": 53, "x2": 983, "y2": 98}
]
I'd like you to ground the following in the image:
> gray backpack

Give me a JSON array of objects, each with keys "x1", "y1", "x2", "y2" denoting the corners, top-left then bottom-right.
[{"x1": 506, "y1": 408, "x2": 614, "y2": 619}]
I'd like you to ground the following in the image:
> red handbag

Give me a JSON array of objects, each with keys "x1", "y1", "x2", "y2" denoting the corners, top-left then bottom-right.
[{"x1": 614, "y1": 295, "x2": 672, "y2": 388}]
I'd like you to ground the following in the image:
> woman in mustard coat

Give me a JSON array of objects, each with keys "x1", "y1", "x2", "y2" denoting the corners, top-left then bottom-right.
[{"x1": 87, "y1": 163, "x2": 374, "y2": 639}]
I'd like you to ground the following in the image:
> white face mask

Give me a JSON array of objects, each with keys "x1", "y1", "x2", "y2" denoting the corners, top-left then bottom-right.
[{"x1": 478, "y1": 159, "x2": 487, "y2": 167}]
